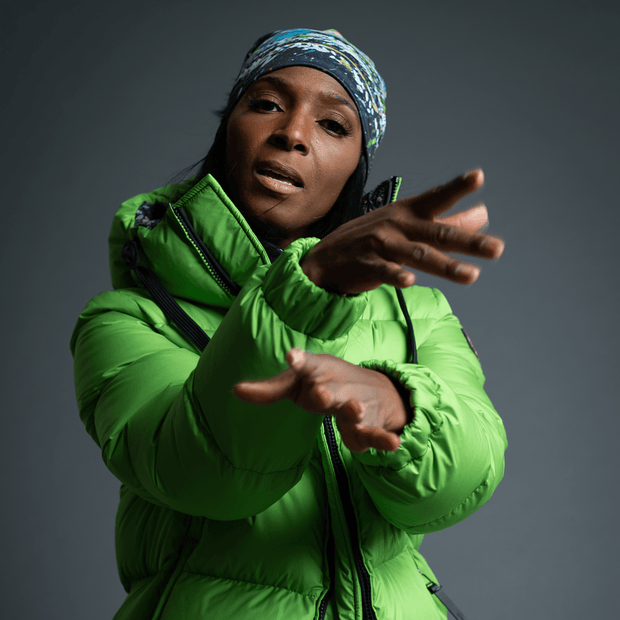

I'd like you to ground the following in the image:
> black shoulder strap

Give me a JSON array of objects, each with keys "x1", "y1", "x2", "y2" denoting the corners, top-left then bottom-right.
[{"x1": 122, "y1": 239, "x2": 210, "y2": 353}]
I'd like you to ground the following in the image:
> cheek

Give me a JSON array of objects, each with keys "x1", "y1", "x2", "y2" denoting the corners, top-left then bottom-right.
[
  {"x1": 226, "y1": 116, "x2": 261, "y2": 170},
  {"x1": 226, "y1": 123, "x2": 247, "y2": 171},
  {"x1": 318, "y1": 144, "x2": 360, "y2": 197}
]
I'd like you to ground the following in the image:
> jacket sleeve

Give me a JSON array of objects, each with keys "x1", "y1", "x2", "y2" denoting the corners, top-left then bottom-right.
[
  {"x1": 352, "y1": 288, "x2": 507, "y2": 534},
  {"x1": 71, "y1": 238, "x2": 368, "y2": 520}
]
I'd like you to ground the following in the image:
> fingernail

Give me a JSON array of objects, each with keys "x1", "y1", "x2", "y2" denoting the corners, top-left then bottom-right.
[
  {"x1": 457, "y1": 265, "x2": 479, "y2": 281},
  {"x1": 400, "y1": 271, "x2": 414, "y2": 286},
  {"x1": 464, "y1": 169, "x2": 484, "y2": 184}
]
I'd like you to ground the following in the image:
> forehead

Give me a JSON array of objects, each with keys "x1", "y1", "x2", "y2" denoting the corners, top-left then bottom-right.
[{"x1": 251, "y1": 66, "x2": 359, "y2": 116}]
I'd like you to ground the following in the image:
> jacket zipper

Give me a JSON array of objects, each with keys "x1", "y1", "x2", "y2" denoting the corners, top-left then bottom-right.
[
  {"x1": 323, "y1": 416, "x2": 377, "y2": 620},
  {"x1": 170, "y1": 204, "x2": 241, "y2": 296},
  {"x1": 389, "y1": 176, "x2": 402, "y2": 204},
  {"x1": 171, "y1": 179, "x2": 399, "y2": 618},
  {"x1": 318, "y1": 589, "x2": 331, "y2": 620},
  {"x1": 318, "y1": 493, "x2": 336, "y2": 620}
]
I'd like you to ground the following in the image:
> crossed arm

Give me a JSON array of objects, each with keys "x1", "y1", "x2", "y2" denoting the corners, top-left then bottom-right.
[{"x1": 235, "y1": 169, "x2": 505, "y2": 454}]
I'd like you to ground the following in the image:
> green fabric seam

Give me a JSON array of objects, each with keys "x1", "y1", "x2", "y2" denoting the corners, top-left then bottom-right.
[
  {"x1": 179, "y1": 571, "x2": 321, "y2": 600},
  {"x1": 405, "y1": 478, "x2": 491, "y2": 531},
  {"x1": 188, "y1": 388, "x2": 311, "y2": 477}
]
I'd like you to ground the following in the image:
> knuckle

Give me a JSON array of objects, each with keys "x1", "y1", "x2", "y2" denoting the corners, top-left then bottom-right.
[
  {"x1": 374, "y1": 227, "x2": 394, "y2": 246},
  {"x1": 381, "y1": 262, "x2": 399, "y2": 278},
  {"x1": 361, "y1": 229, "x2": 390, "y2": 253},
  {"x1": 410, "y1": 243, "x2": 429, "y2": 263},
  {"x1": 444, "y1": 260, "x2": 461, "y2": 279},
  {"x1": 303, "y1": 373, "x2": 319, "y2": 391},
  {"x1": 311, "y1": 385, "x2": 328, "y2": 405},
  {"x1": 359, "y1": 234, "x2": 377, "y2": 253},
  {"x1": 433, "y1": 223, "x2": 455, "y2": 245},
  {"x1": 469, "y1": 235, "x2": 486, "y2": 253}
]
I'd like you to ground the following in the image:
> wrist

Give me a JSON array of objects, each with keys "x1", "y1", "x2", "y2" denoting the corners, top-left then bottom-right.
[
  {"x1": 301, "y1": 254, "x2": 329, "y2": 290},
  {"x1": 261, "y1": 238, "x2": 368, "y2": 340},
  {"x1": 373, "y1": 370, "x2": 411, "y2": 434},
  {"x1": 301, "y1": 254, "x2": 351, "y2": 297}
]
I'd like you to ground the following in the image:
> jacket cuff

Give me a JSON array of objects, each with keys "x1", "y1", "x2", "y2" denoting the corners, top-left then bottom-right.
[
  {"x1": 356, "y1": 359, "x2": 445, "y2": 468},
  {"x1": 261, "y1": 237, "x2": 368, "y2": 340}
]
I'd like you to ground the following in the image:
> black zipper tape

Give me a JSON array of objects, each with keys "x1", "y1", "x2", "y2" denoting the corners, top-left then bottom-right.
[
  {"x1": 172, "y1": 205, "x2": 242, "y2": 296},
  {"x1": 323, "y1": 416, "x2": 376, "y2": 620},
  {"x1": 318, "y1": 493, "x2": 336, "y2": 620}
]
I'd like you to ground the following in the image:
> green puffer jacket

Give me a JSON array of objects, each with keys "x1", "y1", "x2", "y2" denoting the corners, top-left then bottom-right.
[{"x1": 71, "y1": 174, "x2": 507, "y2": 620}]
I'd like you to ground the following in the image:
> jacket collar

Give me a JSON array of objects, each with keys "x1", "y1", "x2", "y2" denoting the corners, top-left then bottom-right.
[{"x1": 109, "y1": 174, "x2": 271, "y2": 310}]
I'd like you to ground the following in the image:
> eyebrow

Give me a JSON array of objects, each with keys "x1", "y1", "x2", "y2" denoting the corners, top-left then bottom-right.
[{"x1": 254, "y1": 75, "x2": 359, "y2": 116}]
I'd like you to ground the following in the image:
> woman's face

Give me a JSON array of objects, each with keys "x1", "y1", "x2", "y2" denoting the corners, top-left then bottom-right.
[{"x1": 225, "y1": 66, "x2": 363, "y2": 248}]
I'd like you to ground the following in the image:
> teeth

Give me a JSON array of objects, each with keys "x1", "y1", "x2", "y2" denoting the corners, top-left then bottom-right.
[
  {"x1": 260, "y1": 169, "x2": 297, "y2": 186},
  {"x1": 272, "y1": 176, "x2": 292, "y2": 186}
]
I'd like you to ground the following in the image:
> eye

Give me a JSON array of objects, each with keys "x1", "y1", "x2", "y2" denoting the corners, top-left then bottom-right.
[
  {"x1": 248, "y1": 98, "x2": 281, "y2": 112},
  {"x1": 321, "y1": 118, "x2": 350, "y2": 137}
]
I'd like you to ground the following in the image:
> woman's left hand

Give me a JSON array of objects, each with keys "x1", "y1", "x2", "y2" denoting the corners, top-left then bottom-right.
[{"x1": 233, "y1": 348, "x2": 409, "y2": 453}]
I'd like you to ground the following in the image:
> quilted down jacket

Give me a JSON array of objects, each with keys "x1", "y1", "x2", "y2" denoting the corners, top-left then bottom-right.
[{"x1": 71, "y1": 173, "x2": 507, "y2": 619}]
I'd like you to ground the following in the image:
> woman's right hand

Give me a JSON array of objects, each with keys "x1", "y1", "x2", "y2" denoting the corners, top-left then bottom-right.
[{"x1": 301, "y1": 169, "x2": 505, "y2": 295}]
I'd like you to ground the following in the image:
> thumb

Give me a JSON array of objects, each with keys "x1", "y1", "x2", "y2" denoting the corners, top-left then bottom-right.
[
  {"x1": 233, "y1": 367, "x2": 297, "y2": 405},
  {"x1": 438, "y1": 204, "x2": 488, "y2": 232}
]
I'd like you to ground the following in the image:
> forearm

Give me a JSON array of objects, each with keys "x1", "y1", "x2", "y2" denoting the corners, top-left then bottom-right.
[
  {"x1": 191, "y1": 237, "x2": 371, "y2": 492},
  {"x1": 350, "y1": 288, "x2": 506, "y2": 532},
  {"x1": 352, "y1": 359, "x2": 506, "y2": 532}
]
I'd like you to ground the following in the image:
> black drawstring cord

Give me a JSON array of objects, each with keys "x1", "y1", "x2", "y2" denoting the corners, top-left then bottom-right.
[
  {"x1": 122, "y1": 239, "x2": 210, "y2": 353},
  {"x1": 395, "y1": 288, "x2": 417, "y2": 365}
]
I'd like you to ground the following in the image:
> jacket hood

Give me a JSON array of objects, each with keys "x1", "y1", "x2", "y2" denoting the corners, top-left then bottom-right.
[{"x1": 109, "y1": 174, "x2": 271, "y2": 309}]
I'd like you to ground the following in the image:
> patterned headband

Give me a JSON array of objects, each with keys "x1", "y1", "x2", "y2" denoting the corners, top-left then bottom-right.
[{"x1": 228, "y1": 29, "x2": 387, "y2": 174}]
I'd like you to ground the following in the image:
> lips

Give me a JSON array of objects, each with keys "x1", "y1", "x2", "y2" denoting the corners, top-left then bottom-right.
[{"x1": 255, "y1": 161, "x2": 304, "y2": 189}]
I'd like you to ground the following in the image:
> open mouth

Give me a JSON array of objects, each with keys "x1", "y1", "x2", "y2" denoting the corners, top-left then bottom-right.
[{"x1": 257, "y1": 168, "x2": 303, "y2": 188}]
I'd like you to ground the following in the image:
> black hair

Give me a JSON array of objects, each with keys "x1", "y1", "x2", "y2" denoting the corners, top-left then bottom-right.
[{"x1": 175, "y1": 102, "x2": 367, "y2": 244}]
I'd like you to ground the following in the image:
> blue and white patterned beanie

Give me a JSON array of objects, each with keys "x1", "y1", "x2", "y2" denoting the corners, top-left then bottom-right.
[{"x1": 228, "y1": 29, "x2": 387, "y2": 175}]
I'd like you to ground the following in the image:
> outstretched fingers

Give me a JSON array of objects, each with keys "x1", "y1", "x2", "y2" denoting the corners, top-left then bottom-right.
[
  {"x1": 438, "y1": 204, "x2": 488, "y2": 232},
  {"x1": 334, "y1": 400, "x2": 402, "y2": 453},
  {"x1": 372, "y1": 235, "x2": 496, "y2": 285},
  {"x1": 403, "y1": 217, "x2": 505, "y2": 259},
  {"x1": 339, "y1": 421, "x2": 402, "y2": 453},
  {"x1": 233, "y1": 367, "x2": 297, "y2": 405},
  {"x1": 285, "y1": 348, "x2": 346, "y2": 413},
  {"x1": 234, "y1": 349, "x2": 331, "y2": 410},
  {"x1": 403, "y1": 169, "x2": 485, "y2": 220}
]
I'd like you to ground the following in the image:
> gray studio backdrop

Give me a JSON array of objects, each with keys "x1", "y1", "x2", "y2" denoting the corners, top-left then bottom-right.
[{"x1": 2, "y1": 1, "x2": 618, "y2": 618}]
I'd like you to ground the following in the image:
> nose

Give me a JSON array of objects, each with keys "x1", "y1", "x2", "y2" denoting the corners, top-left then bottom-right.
[{"x1": 268, "y1": 108, "x2": 311, "y2": 154}]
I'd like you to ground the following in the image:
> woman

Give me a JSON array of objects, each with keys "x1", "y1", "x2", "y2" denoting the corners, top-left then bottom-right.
[{"x1": 71, "y1": 29, "x2": 506, "y2": 620}]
